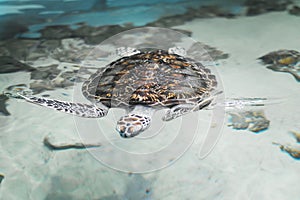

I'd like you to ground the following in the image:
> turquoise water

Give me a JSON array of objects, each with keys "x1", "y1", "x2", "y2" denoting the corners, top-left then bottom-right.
[{"x1": 1, "y1": 0, "x2": 300, "y2": 199}]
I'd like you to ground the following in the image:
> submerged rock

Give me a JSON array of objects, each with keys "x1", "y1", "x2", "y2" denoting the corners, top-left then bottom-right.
[
  {"x1": 50, "y1": 38, "x2": 94, "y2": 63},
  {"x1": 3, "y1": 84, "x2": 31, "y2": 98},
  {"x1": 0, "y1": 38, "x2": 61, "y2": 62},
  {"x1": 39, "y1": 25, "x2": 73, "y2": 39},
  {"x1": 38, "y1": 24, "x2": 133, "y2": 45},
  {"x1": 4, "y1": 62, "x2": 86, "y2": 97},
  {"x1": 289, "y1": 5, "x2": 300, "y2": 16},
  {"x1": 28, "y1": 64, "x2": 84, "y2": 94},
  {"x1": 43, "y1": 136, "x2": 101, "y2": 151},
  {"x1": 187, "y1": 42, "x2": 229, "y2": 61},
  {"x1": 245, "y1": 0, "x2": 292, "y2": 16},
  {"x1": 30, "y1": 65, "x2": 61, "y2": 80},
  {"x1": 0, "y1": 39, "x2": 40, "y2": 61},
  {"x1": 273, "y1": 142, "x2": 300, "y2": 159},
  {"x1": 259, "y1": 50, "x2": 300, "y2": 65},
  {"x1": 227, "y1": 110, "x2": 270, "y2": 133},
  {"x1": 189, "y1": 5, "x2": 237, "y2": 18},
  {"x1": 147, "y1": 5, "x2": 236, "y2": 27},
  {"x1": 0, "y1": 174, "x2": 4, "y2": 184},
  {"x1": 0, "y1": 56, "x2": 36, "y2": 73},
  {"x1": 29, "y1": 80, "x2": 55, "y2": 94},
  {"x1": 273, "y1": 130, "x2": 300, "y2": 160},
  {"x1": 74, "y1": 24, "x2": 129, "y2": 45},
  {"x1": 0, "y1": 94, "x2": 10, "y2": 116},
  {"x1": 258, "y1": 50, "x2": 300, "y2": 82},
  {"x1": 290, "y1": 130, "x2": 300, "y2": 142}
]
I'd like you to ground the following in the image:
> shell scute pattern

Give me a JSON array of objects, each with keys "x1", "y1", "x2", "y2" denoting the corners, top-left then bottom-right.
[{"x1": 82, "y1": 49, "x2": 217, "y2": 108}]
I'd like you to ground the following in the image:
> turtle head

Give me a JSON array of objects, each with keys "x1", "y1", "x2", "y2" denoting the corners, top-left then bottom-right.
[{"x1": 116, "y1": 114, "x2": 151, "y2": 138}]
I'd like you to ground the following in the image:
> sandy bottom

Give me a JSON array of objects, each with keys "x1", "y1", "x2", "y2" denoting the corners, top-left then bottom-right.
[{"x1": 0, "y1": 12, "x2": 300, "y2": 199}]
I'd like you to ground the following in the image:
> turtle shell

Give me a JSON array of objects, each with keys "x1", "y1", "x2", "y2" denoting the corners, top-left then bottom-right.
[{"x1": 82, "y1": 49, "x2": 217, "y2": 108}]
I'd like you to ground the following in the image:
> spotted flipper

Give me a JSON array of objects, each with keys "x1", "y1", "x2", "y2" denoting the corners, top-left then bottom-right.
[
  {"x1": 163, "y1": 104, "x2": 194, "y2": 121},
  {"x1": 163, "y1": 99, "x2": 212, "y2": 121},
  {"x1": 20, "y1": 95, "x2": 108, "y2": 118}
]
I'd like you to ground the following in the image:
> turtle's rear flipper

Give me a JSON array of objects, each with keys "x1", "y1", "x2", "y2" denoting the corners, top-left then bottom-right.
[
  {"x1": 20, "y1": 95, "x2": 108, "y2": 118},
  {"x1": 220, "y1": 97, "x2": 285, "y2": 109}
]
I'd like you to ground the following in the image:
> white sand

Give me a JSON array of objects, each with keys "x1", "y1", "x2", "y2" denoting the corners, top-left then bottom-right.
[
  {"x1": 153, "y1": 12, "x2": 300, "y2": 199},
  {"x1": 0, "y1": 12, "x2": 300, "y2": 200}
]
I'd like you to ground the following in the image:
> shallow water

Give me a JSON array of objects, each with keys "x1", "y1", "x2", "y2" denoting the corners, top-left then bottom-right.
[{"x1": 1, "y1": 0, "x2": 300, "y2": 199}]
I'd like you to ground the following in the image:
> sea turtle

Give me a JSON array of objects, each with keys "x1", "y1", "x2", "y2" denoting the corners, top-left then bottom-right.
[{"x1": 14, "y1": 47, "x2": 219, "y2": 138}]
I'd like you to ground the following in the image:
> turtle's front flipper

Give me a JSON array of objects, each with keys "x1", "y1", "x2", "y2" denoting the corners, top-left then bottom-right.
[
  {"x1": 162, "y1": 104, "x2": 194, "y2": 121},
  {"x1": 162, "y1": 99, "x2": 212, "y2": 121},
  {"x1": 20, "y1": 95, "x2": 108, "y2": 118}
]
